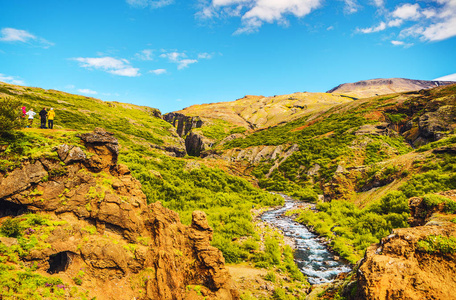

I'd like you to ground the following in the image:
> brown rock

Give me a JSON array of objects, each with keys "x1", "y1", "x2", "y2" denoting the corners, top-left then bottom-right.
[
  {"x1": 0, "y1": 236, "x2": 18, "y2": 247},
  {"x1": 57, "y1": 144, "x2": 87, "y2": 164},
  {"x1": 0, "y1": 128, "x2": 239, "y2": 300},
  {"x1": 78, "y1": 127, "x2": 119, "y2": 168},
  {"x1": 357, "y1": 225, "x2": 456, "y2": 300},
  {"x1": 0, "y1": 161, "x2": 47, "y2": 199}
]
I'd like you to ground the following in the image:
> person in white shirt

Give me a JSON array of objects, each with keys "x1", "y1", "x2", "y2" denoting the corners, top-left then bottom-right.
[{"x1": 25, "y1": 108, "x2": 36, "y2": 128}]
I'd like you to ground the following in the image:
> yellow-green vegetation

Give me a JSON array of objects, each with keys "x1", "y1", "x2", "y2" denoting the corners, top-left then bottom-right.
[
  {"x1": 0, "y1": 129, "x2": 81, "y2": 172},
  {"x1": 0, "y1": 82, "x2": 180, "y2": 147},
  {"x1": 422, "y1": 194, "x2": 456, "y2": 213},
  {"x1": 72, "y1": 270, "x2": 85, "y2": 286},
  {"x1": 417, "y1": 235, "x2": 456, "y2": 254},
  {"x1": 226, "y1": 96, "x2": 413, "y2": 199},
  {"x1": 186, "y1": 285, "x2": 204, "y2": 296},
  {"x1": 0, "y1": 96, "x2": 27, "y2": 134},
  {"x1": 81, "y1": 226, "x2": 97, "y2": 235},
  {"x1": 290, "y1": 148, "x2": 456, "y2": 263},
  {"x1": 0, "y1": 214, "x2": 88, "y2": 299},
  {"x1": 193, "y1": 118, "x2": 246, "y2": 142},
  {"x1": 174, "y1": 92, "x2": 354, "y2": 133},
  {"x1": 1, "y1": 82, "x2": 286, "y2": 267},
  {"x1": 289, "y1": 191, "x2": 409, "y2": 263},
  {"x1": 121, "y1": 145, "x2": 283, "y2": 263},
  {"x1": 246, "y1": 222, "x2": 310, "y2": 298}
]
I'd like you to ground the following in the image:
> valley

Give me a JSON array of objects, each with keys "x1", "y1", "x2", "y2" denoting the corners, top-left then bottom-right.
[{"x1": 1, "y1": 78, "x2": 456, "y2": 299}]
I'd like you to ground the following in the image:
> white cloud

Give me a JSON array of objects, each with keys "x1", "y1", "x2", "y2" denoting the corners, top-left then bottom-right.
[
  {"x1": 422, "y1": 9, "x2": 437, "y2": 19},
  {"x1": 392, "y1": 3, "x2": 422, "y2": 20},
  {"x1": 177, "y1": 59, "x2": 198, "y2": 69},
  {"x1": 126, "y1": 0, "x2": 174, "y2": 8},
  {"x1": 391, "y1": 40, "x2": 413, "y2": 47},
  {"x1": 343, "y1": 0, "x2": 359, "y2": 14},
  {"x1": 391, "y1": 40, "x2": 404, "y2": 45},
  {"x1": 0, "y1": 28, "x2": 54, "y2": 48},
  {"x1": 150, "y1": 68, "x2": 167, "y2": 75},
  {"x1": 198, "y1": 52, "x2": 213, "y2": 59},
  {"x1": 420, "y1": 15, "x2": 456, "y2": 41},
  {"x1": 327, "y1": 26, "x2": 334, "y2": 30},
  {"x1": 360, "y1": 0, "x2": 456, "y2": 42},
  {"x1": 358, "y1": 21, "x2": 386, "y2": 33},
  {"x1": 199, "y1": 0, "x2": 323, "y2": 34},
  {"x1": 433, "y1": 73, "x2": 456, "y2": 81},
  {"x1": 0, "y1": 28, "x2": 35, "y2": 42},
  {"x1": 78, "y1": 88, "x2": 98, "y2": 95},
  {"x1": 160, "y1": 51, "x2": 200, "y2": 69},
  {"x1": 0, "y1": 73, "x2": 25, "y2": 85},
  {"x1": 388, "y1": 19, "x2": 403, "y2": 27},
  {"x1": 135, "y1": 49, "x2": 154, "y2": 61},
  {"x1": 72, "y1": 57, "x2": 140, "y2": 77},
  {"x1": 160, "y1": 52, "x2": 185, "y2": 61},
  {"x1": 372, "y1": 0, "x2": 384, "y2": 7}
]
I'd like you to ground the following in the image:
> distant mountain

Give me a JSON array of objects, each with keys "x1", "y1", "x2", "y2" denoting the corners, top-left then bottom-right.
[{"x1": 327, "y1": 78, "x2": 455, "y2": 98}]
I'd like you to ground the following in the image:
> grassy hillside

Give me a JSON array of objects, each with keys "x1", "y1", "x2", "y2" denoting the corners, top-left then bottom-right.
[
  {"x1": 0, "y1": 82, "x2": 312, "y2": 299},
  {"x1": 0, "y1": 82, "x2": 181, "y2": 148},
  {"x1": 168, "y1": 92, "x2": 355, "y2": 144},
  {"x1": 220, "y1": 84, "x2": 456, "y2": 263},
  {"x1": 2, "y1": 81, "x2": 456, "y2": 299}
]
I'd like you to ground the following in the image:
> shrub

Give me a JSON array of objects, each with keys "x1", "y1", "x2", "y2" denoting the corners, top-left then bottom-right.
[
  {"x1": 369, "y1": 191, "x2": 410, "y2": 215},
  {"x1": 417, "y1": 235, "x2": 456, "y2": 254},
  {"x1": 0, "y1": 96, "x2": 26, "y2": 135},
  {"x1": 264, "y1": 271, "x2": 277, "y2": 282},
  {"x1": 423, "y1": 194, "x2": 456, "y2": 214},
  {"x1": 0, "y1": 219, "x2": 22, "y2": 238}
]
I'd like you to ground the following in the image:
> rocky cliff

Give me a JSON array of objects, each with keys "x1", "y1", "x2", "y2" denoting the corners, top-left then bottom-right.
[
  {"x1": 353, "y1": 191, "x2": 456, "y2": 300},
  {"x1": 0, "y1": 128, "x2": 238, "y2": 300},
  {"x1": 163, "y1": 113, "x2": 204, "y2": 137}
]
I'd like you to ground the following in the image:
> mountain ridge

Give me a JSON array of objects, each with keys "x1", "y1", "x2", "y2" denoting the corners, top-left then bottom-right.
[{"x1": 327, "y1": 77, "x2": 455, "y2": 98}]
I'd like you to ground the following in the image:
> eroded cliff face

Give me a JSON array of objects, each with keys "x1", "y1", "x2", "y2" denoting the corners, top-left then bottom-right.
[
  {"x1": 163, "y1": 113, "x2": 204, "y2": 138},
  {"x1": 354, "y1": 192, "x2": 456, "y2": 300},
  {"x1": 0, "y1": 128, "x2": 238, "y2": 300}
]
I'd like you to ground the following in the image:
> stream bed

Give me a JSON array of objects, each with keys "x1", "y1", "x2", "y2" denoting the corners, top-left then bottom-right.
[{"x1": 261, "y1": 194, "x2": 351, "y2": 285}]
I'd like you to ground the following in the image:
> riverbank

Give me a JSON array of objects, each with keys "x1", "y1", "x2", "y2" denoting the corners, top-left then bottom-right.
[{"x1": 260, "y1": 195, "x2": 352, "y2": 285}]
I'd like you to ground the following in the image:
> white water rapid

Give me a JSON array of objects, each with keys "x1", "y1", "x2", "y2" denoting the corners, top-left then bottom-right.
[{"x1": 261, "y1": 194, "x2": 352, "y2": 285}]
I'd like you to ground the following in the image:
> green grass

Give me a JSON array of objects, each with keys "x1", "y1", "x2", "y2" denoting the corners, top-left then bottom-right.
[
  {"x1": 120, "y1": 147, "x2": 283, "y2": 263},
  {"x1": 422, "y1": 194, "x2": 456, "y2": 214},
  {"x1": 417, "y1": 235, "x2": 456, "y2": 254},
  {"x1": 290, "y1": 191, "x2": 410, "y2": 264}
]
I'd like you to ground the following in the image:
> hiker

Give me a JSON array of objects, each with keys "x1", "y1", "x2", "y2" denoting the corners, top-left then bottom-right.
[
  {"x1": 25, "y1": 108, "x2": 36, "y2": 128},
  {"x1": 39, "y1": 108, "x2": 47, "y2": 129},
  {"x1": 47, "y1": 108, "x2": 55, "y2": 129},
  {"x1": 21, "y1": 106, "x2": 26, "y2": 117}
]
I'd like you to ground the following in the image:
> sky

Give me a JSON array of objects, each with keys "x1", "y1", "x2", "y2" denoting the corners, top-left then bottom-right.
[{"x1": 0, "y1": 0, "x2": 455, "y2": 113}]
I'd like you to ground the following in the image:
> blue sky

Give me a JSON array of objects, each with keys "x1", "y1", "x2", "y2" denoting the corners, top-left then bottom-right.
[{"x1": 0, "y1": 0, "x2": 455, "y2": 113}]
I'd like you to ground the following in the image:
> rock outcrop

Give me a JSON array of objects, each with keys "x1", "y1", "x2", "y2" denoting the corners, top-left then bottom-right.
[
  {"x1": 0, "y1": 128, "x2": 239, "y2": 300},
  {"x1": 163, "y1": 112, "x2": 204, "y2": 137},
  {"x1": 356, "y1": 224, "x2": 456, "y2": 300},
  {"x1": 384, "y1": 87, "x2": 456, "y2": 147},
  {"x1": 354, "y1": 192, "x2": 456, "y2": 300}
]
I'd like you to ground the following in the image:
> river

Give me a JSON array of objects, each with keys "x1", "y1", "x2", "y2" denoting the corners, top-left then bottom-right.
[{"x1": 261, "y1": 194, "x2": 352, "y2": 285}]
